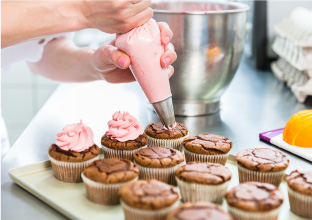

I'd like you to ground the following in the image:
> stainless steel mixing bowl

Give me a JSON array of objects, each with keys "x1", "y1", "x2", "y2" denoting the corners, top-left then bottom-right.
[{"x1": 152, "y1": 1, "x2": 249, "y2": 116}]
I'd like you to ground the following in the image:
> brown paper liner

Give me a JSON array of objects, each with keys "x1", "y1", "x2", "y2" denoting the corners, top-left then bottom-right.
[
  {"x1": 120, "y1": 199, "x2": 179, "y2": 220},
  {"x1": 81, "y1": 173, "x2": 138, "y2": 205},
  {"x1": 136, "y1": 162, "x2": 185, "y2": 186},
  {"x1": 288, "y1": 186, "x2": 312, "y2": 218},
  {"x1": 237, "y1": 164, "x2": 285, "y2": 187},
  {"x1": 184, "y1": 147, "x2": 229, "y2": 165},
  {"x1": 49, "y1": 155, "x2": 99, "y2": 183},
  {"x1": 176, "y1": 177, "x2": 230, "y2": 204},
  {"x1": 102, "y1": 144, "x2": 147, "y2": 161}
]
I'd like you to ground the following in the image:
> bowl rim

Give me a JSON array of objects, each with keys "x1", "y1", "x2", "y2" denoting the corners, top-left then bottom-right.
[{"x1": 152, "y1": 0, "x2": 250, "y2": 15}]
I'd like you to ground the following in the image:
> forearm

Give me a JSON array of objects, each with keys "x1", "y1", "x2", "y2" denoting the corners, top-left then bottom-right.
[
  {"x1": 27, "y1": 38, "x2": 100, "y2": 82},
  {"x1": 1, "y1": 1, "x2": 85, "y2": 48}
]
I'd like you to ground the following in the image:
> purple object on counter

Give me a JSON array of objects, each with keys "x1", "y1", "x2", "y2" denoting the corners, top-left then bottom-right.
[{"x1": 259, "y1": 128, "x2": 284, "y2": 143}]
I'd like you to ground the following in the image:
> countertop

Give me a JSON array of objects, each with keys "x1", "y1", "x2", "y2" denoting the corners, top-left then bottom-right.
[{"x1": 2, "y1": 58, "x2": 312, "y2": 219}]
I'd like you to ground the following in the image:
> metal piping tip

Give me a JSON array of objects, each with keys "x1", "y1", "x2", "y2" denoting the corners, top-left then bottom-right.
[{"x1": 151, "y1": 96, "x2": 176, "y2": 129}]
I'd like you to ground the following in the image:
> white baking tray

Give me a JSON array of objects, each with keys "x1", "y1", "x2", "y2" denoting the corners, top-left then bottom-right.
[{"x1": 9, "y1": 155, "x2": 303, "y2": 220}]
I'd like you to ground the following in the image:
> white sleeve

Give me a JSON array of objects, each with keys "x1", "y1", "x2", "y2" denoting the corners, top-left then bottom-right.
[{"x1": 1, "y1": 32, "x2": 75, "y2": 73}]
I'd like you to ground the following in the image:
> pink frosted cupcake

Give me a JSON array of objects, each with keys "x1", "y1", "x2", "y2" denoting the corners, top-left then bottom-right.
[
  {"x1": 101, "y1": 112, "x2": 148, "y2": 161},
  {"x1": 48, "y1": 121, "x2": 100, "y2": 183}
]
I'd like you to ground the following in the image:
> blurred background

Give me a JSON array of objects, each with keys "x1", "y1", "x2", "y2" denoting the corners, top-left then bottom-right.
[{"x1": 2, "y1": 0, "x2": 312, "y2": 144}]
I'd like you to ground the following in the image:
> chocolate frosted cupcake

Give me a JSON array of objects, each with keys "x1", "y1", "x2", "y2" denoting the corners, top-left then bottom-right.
[
  {"x1": 134, "y1": 146, "x2": 184, "y2": 185},
  {"x1": 235, "y1": 148, "x2": 289, "y2": 186},
  {"x1": 81, "y1": 158, "x2": 139, "y2": 205},
  {"x1": 145, "y1": 122, "x2": 188, "y2": 151},
  {"x1": 119, "y1": 179, "x2": 179, "y2": 220},
  {"x1": 167, "y1": 201, "x2": 233, "y2": 220},
  {"x1": 101, "y1": 111, "x2": 148, "y2": 161},
  {"x1": 286, "y1": 169, "x2": 312, "y2": 218},
  {"x1": 183, "y1": 133, "x2": 232, "y2": 165},
  {"x1": 48, "y1": 121, "x2": 100, "y2": 183},
  {"x1": 176, "y1": 162, "x2": 231, "y2": 204},
  {"x1": 225, "y1": 182, "x2": 283, "y2": 220}
]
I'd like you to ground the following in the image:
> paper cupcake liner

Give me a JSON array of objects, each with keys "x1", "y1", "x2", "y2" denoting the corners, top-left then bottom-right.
[
  {"x1": 146, "y1": 133, "x2": 189, "y2": 152},
  {"x1": 288, "y1": 186, "x2": 312, "y2": 218},
  {"x1": 226, "y1": 204, "x2": 281, "y2": 220},
  {"x1": 102, "y1": 144, "x2": 147, "y2": 161},
  {"x1": 81, "y1": 173, "x2": 138, "y2": 205},
  {"x1": 135, "y1": 162, "x2": 185, "y2": 186},
  {"x1": 237, "y1": 164, "x2": 285, "y2": 187},
  {"x1": 183, "y1": 147, "x2": 229, "y2": 165},
  {"x1": 49, "y1": 155, "x2": 100, "y2": 183},
  {"x1": 120, "y1": 199, "x2": 179, "y2": 220},
  {"x1": 176, "y1": 177, "x2": 230, "y2": 204}
]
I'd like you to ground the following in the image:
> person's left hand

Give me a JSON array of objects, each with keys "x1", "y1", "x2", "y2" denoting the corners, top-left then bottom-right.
[{"x1": 91, "y1": 22, "x2": 177, "y2": 83}]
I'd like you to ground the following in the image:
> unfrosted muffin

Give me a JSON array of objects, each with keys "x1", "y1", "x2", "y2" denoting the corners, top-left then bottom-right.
[
  {"x1": 145, "y1": 122, "x2": 188, "y2": 151},
  {"x1": 81, "y1": 158, "x2": 139, "y2": 205},
  {"x1": 119, "y1": 179, "x2": 179, "y2": 220},
  {"x1": 225, "y1": 182, "x2": 283, "y2": 220},
  {"x1": 235, "y1": 148, "x2": 289, "y2": 186},
  {"x1": 286, "y1": 169, "x2": 312, "y2": 218},
  {"x1": 183, "y1": 133, "x2": 232, "y2": 165},
  {"x1": 101, "y1": 111, "x2": 148, "y2": 160},
  {"x1": 175, "y1": 162, "x2": 231, "y2": 204},
  {"x1": 134, "y1": 146, "x2": 184, "y2": 185},
  {"x1": 48, "y1": 121, "x2": 100, "y2": 183},
  {"x1": 167, "y1": 201, "x2": 232, "y2": 220}
]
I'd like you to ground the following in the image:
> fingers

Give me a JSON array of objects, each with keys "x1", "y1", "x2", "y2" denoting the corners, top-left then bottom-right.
[
  {"x1": 160, "y1": 43, "x2": 177, "y2": 68},
  {"x1": 94, "y1": 44, "x2": 131, "y2": 71},
  {"x1": 167, "y1": 65, "x2": 174, "y2": 78},
  {"x1": 130, "y1": 0, "x2": 151, "y2": 15},
  {"x1": 125, "y1": 7, "x2": 153, "y2": 32},
  {"x1": 102, "y1": 68, "x2": 136, "y2": 84},
  {"x1": 158, "y1": 22, "x2": 173, "y2": 46}
]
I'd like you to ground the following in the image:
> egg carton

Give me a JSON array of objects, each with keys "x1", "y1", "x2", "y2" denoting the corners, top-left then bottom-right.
[
  {"x1": 271, "y1": 58, "x2": 312, "y2": 103},
  {"x1": 274, "y1": 7, "x2": 312, "y2": 47},
  {"x1": 272, "y1": 36, "x2": 312, "y2": 72}
]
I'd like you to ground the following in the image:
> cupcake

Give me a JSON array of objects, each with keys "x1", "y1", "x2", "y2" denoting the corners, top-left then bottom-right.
[
  {"x1": 81, "y1": 158, "x2": 139, "y2": 205},
  {"x1": 175, "y1": 162, "x2": 231, "y2": 204},
  {"x1": 101, "y1": 111, "x2": 148, "y2": 161},
  {"x1": 145, "y1": 122, "x2": 188, "y2": 151},
  {"x1": 183, "y1": 133, "x2": 232, "y2": 165},
  {"x1": 134, "y1": 146, "x2": 184, "y2": 185},
  {"x1": 235, "y1": 148, "x2": 289, "y2": 186},
  {"x1": 119, "y1": 179, "x2": 179, "y2": 220},
  {"x1": 225, "y1": 182, "x2": 283, "y2": 220},
  {"x1": 167, "y1": 201, "x2": 233, "y2": 220},
  {"x1": 286, "y1": 169, "x2": 312, "y2": 218},
  {"x1": 48, "y1": 121, "x2": 100, "y2": 183}
]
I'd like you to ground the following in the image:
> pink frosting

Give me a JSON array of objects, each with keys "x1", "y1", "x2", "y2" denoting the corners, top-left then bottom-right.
[
  {"x1": 115, "y1": 19, "x2": 172, "y2": 103},
  {"x1": 55, "y1": 121, "x2": 94, "y2": 152},
  {"x1": 105, "y1": 111, "x2": 144, "y2": 142}
]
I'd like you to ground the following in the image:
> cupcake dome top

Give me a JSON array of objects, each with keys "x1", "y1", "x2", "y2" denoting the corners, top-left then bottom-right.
[
  {"x1": 134, "y1": 146, "x2": 184, "y2": 168},
  {"x1": 183, "y1": 133, "x2": 232, "y2": 155},
  {"x1": 286, "y1": 169, "x2": 312, "y2": 196},
  {"x1": 235, "y1": 148, "x2": 289, "y2": 172},
  {"x1": 225, "y1": 182, "x2": 283, "y2": 212},
  {"x1": 176, "y1": 162, "x2": 232, "y2": 185},
  {"x1": 145, "y1": 122, "x2": 188, "y2": 139},
  {"x1": 83, "y1": 158, "x2": 139, "y2": 184},
  {"x1": 119, "y1": 179, "x2": 179, "y2": 210},
  {"x1": 167, "y1": 201, "x2": 232, "y2": 220}
]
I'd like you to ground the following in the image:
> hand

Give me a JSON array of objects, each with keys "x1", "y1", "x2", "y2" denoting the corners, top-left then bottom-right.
[
  {"x1": 91, "y1": 22, "x2": 177, "y2": 83},
  {"x1": 78, "y1": 0, "x2": 153, "y2": 33}
]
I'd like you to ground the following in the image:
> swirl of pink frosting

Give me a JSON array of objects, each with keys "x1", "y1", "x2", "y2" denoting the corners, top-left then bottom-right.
[
  {"x1": 105, "y1": 111, "x2": 144, "y2": 142},
  {"x1": 55, "y1": 121, "x2": 94, "y2": 152}
]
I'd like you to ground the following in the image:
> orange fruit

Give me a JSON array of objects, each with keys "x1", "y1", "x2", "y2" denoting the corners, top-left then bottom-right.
[{"x1": 283, "y1": 110, "x2": 312, "y2": 148}]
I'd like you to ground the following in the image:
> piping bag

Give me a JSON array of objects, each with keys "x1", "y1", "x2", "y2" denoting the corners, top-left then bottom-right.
[{"x1": 115, "y1": 19, "x2": 176, "y2": 129}]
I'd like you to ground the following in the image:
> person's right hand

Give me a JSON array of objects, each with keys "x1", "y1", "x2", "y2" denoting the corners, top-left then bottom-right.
[{"x1": 78, "y1": 0, "x2": 153, "y2": 33}]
